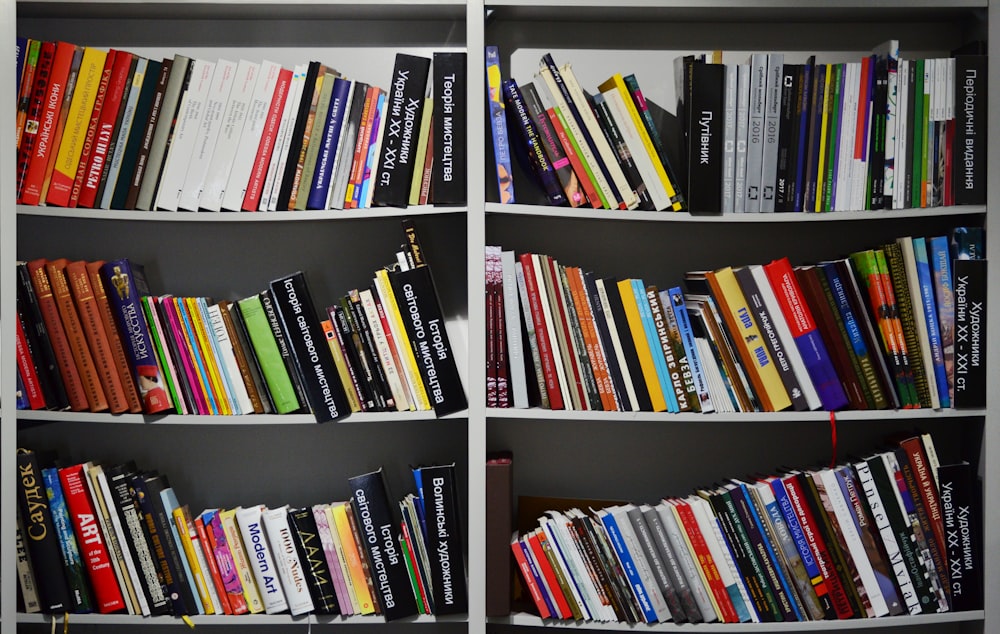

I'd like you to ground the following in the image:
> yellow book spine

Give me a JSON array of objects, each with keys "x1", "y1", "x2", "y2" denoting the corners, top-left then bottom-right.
[
  {"x1": 616, "y1": 279, "x2": 667, "y2": 412},
  {"x1": 598, "y1": 73, "x2": 682, "y2": 210},
  {"x1": 186, "y1": 297, "x2": 232, "y2": 415},
  {"x1": 712, "y1": 267, "x2": 791, "y2": 412},
  {"x1": 321, "y1": 319, "x2": 362, "y2": 413},
  {"x1": 815, "y1": 64, "x2": 833, "y2": 212},
  {"x1": 408, "y1": 98, "x2": 433, "y2": 206},
  {"x1": 323, "y1": 504, "x2": 361, "y2": 614},
  {"x1": 172, "y1": 506, "x2": 216, "y2": 614},
  {"x1": 220, "y1": 509, "x2": 264, "y2": 613},
  {"x1": 331, "y1": 502, "x2": 376, "y2": 615},
  {"x1": 375, "y1": 268, "x2": 430, "y2": 410},
  {"x1": 171, "y1": 296, "x2": 216, "y2": 414},
  {"x1": 47, "y1": 47, "x2": 106, "y2": 207}
]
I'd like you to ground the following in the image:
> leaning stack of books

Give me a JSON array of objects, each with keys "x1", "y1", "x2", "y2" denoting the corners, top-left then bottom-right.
[
  {"x1": 510, "y1": 432, "x2": 982, "y2": 623},
  {"x1": 486, "y1": 226, "x2": 986, "y2": 412},
  {"x1": 14, "y1": 221, "x2": 467, "y2": 420},
  {"x1": 14, "y1": 38, "x2": 467, "y2": 211},
  {"x1": 15, "y1": 449, "x2": 467, "y2": 619}
]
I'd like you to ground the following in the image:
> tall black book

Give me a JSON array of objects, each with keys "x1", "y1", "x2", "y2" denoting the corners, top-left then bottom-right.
[
  {"x1": 432, "y1": 52, "x2": 467, "y2": 204},
  {"x1": 952, "y1": 258, "x2": 987, "y2": 408},
  {"x1": 16, "y1": 448, "x2": 72, "y2": 612},
  {"x1": 415, "y1": 463, "x2": 468, "y2": 614},
  {"x1": 132, "y1": 473, "x2": 196, "y2": 616},
  {"x1": 600, "y1": 277, "x2": 653, "y2": 412},
  {"x1": 953, "y1": 55, "x2": 987, "y2": 205},
  {"x1": 937, "y1": 461, "x2": 983, "y2": 611},
  {"x1": 372, "y1": 53, "x2": 432, "y2": 207},
  {"x1": 276, "y1": 61, "x2": 321, "y2": 211},
  {"x1": 348, "y1": 467, "x2": 419, "y2": 620},
  {"x1": 269, "y1": 271, "x2": 349, "y2": 422},
  {"x1": 16, "y1": 261, "x2": 69, "y2": 410},
  {"x1": 287, "y1": 506, "x2": 340, "y2": 614},
  {"x1": 686, "y1": 62, "x2": 725, "y2": 213}
]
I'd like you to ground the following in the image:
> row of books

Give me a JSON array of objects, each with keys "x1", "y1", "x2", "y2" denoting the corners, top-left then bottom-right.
[
  {"x1": 15, "y1": 221, "x2": 466, "y2": 420},
  {"x1": 14, "y1": 37, "x2": 467, "y2": 211},
  {"x1": 487, "y1": 47, "x2": 686, "y2": 211},
  {"x1": 680, "y1": 44, "x2": 988, "y2": 214},
  {"x1": 16, "y1": 448, "x2": 467, "y2": 619},
  {"x1": 485, "y1": 226, "x2": 986, "y2": 412},
  {"x1": 510, "y1": 432, "x2": 983, "y2": 624}
]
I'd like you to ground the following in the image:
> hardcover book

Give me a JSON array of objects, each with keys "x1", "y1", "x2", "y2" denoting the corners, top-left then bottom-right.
[
  {"x1": 486, "y1": 46, "x2": 514, "y2": 203},
  {"x1": 432, "y1": 52, "x2": 467, "y2": 204},
  {"x1": 414, "y1": 463, "x2": 468, "y2": 614},
  {"x1": 17, "y1": 449, "x2": 72, "y2": 612},
  {"x1": 951, "y1": 258, "x2": 987, "y2": 408},
  {"x1": 686, "y1": 62, "x2": 725, "y2": 213},
  {"x1": 348, "y1": 467, "x2": 419, "y2": 620},
  {"x1": 953, "y1": 56, "x2": 986, "y2": 205},
  {"x1": 261, "y1": 506, "x2": 315, "y2": 616},
  {"x1": 287, "y1": 506, "x2": 340, "y2": 614},
  {"x1": 236, "y1": 505, "x2": 288, "y2": 614}
]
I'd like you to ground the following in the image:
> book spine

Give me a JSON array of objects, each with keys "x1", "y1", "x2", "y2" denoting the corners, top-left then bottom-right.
[
  {"x1": 203, "y1": 511, "x2": 250, "y2": 615},
  {"x1": 937, "y1": 462, "x2": 983, "y2": 610},
  {"x1": 305, "y1": 76, "x2": 352, "y2": 209},
  {"x1": 130, "y1": 475, "x2": 193, "y2": 616},
  {"x1": 261, "y1": 507, "x2": 314, "y2": 616},
  {"x1": 236, "y1": 506, "x2": 288, "y2": 614},
  {"x1": 371, "y1": 54, "x2": 431, "y2": 207},
  {"x1": 86, "y1": 262, "x2": 143, "y2": 412},
  {"x1": 503, "y1": 78, "x2": 567, "y2": 206},
  {"x1": 287, "y1": 507, "x2": 339, "y2": 614},
  {"x1": 417, "y1": 464, "x2": 469, "y2": 614},
  {"x1": 16, "y1": 449, "x2": 72, "y2": 612},
  {"x1": 952, "y1": 258, "x2": 987, "y2": 408},
  {"x1": 219, "y1": 508, "x2": 265, "y2": 613},
  {"x1": 687, "y1": 62, "x2": 726, "y2": 213},
  {"x1": 237, "y1": 294, "x2": 300, "y2": 414},
  {"x1": 121, "y1": 58, "x2": 172, "y2": 210}
]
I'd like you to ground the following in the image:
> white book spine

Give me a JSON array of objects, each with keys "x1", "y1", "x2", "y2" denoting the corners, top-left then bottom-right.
[
  {"x1": 236, "y1": 505, "x2": 288, "y2": 614},
  {"x1": 759, "y1": 53, "x2": 783, "y2": 212},
  {"x1": 596, "y1": 279, "x2": 639, "y2": 411},
  {"x1": 222, "y1": 60, "x2": 282, "y2": 211},
  {"x1": 539, "y1": 516, "x2": 593, "y2": 620},
  {"x1": 261, "y1": 506, "x2": 314, "y2": 616},
  {"x1": 749, "y1": 264, "x2": 822, "y2": 410},
  {"x1": 156, "y1": 59, "x2": 215, "y2": 211},
  {"x1": 895, "y1": 58, "x2": 909, "y2": 209},
  {"x1": 201, "y1": 59, "x2": 259, "y2": 211},
  {"x1": 745, "y1": 53, "x2": 768, "y2": 212},
  {"x1": 656, "y1": 502, "x2": 717, "y2": 623},
  {"x1": 501, "y1": 250, "x2": 529, "y2": 409},
  {"x1": 734, "y1": 64, "x2": 751, "y2": 212},
  {"x1": 836, "y1": 63, "x2": 859, "y2": 212},
  {"x1": 207, "y1": 302, "x2": 254, "y2": 414},
  {"x1": 722, "y1": 63, "x2": 738, "y2": 213},
  {"x1": 101, "y1": 57, "x2": 148, "y2": 209},
  {"x1": 875, "y1": 40, "x2": 899, "y2": 202},
  {"x1": 359, "y1": 288, "x2": 410, "y2": 411},
  {"x1": 95, "y1": 468, "x2": 150, "y2": 615},
  {"x1": 818, "y1": 469, "x2": 889, "y2": 617},
  {"x1": 195, "y1": 297, "x2": 238, "y2": 414},
  {"x1": 178, "y1": 58, "x2": 236, "y2": 211},
  {"x1": 603, "y1": 88, "x2": 670, "y2": 210},
  {"x1": 532, "y1": 253, "x2": 571, "y2": 409},
  {"x1": 82, "y1": 464, "x2": 137, "y2": 614},
  {"x1": 262, "y1": 63, "x2": 307, "y2": 211}
]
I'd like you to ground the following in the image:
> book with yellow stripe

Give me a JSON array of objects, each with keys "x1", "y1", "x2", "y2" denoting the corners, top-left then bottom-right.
[
  {"x1": 219, "y1": 508, "x2": 265, "y2": 613},
  {"x1": 186, "y1": 297, "x2": 233, "y2": 415},
  {"x1": 330, "y1": 502, "x2": 376, "y2": 615},
  {"x1": 814, "y1": 64, "x2": 834, "y2": 212},
  {"x1": 47, "y1": 47, "x2": 106, "y2": 207},
  {"x1": 375, "y1": 268, "x2": 430, "y2": 410},
  {"x1": 172, "y1": 505, "x2": 218, "y2": 614},
  {"x1": 705, "y1": 267, "x2": 791, "y2": 411},
  {"x1": 598, "y1": 73, "x2": 684, "y2": 211},
  {"x1": 616, "y1": 279, "x2": 667, "y2": 412}
]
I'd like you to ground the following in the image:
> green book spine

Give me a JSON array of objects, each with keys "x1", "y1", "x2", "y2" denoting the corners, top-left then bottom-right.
[
  {"x1": 140, "y1": 297, "x2": 184, "y2": 414},
  {"x1": 237, "y1": 294, "x2": 299, "y2": 414},
  {"x1": 910, "y1": 59, "x2": 925, "y2": 207}
]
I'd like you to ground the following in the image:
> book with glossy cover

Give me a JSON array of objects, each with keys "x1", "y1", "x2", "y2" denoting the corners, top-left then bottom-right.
[
  {"x1": 261, "y1": 506, "x2": 314, "y2": 616},
  {"x1": 288, "y1": 507, "x2": 340, "y2": 614},
  {"x1": 41, "y1": 466, "x2": 93, "y2": 613},
  {"x1": 236, "y1": 505, "x2": 288, "y2": 614},
  {"x1": 17, "y1": 449, "x2": 72, "y2": 612},
  {"x1": 237, "y1": 294, "x2": 300, "y2": 414},
  {"x1": 415, "y1": 463, "x2": 468, "y2": 614},
  {"x1": 486, "y1": 46, "x2": 515, "y2": 203}
]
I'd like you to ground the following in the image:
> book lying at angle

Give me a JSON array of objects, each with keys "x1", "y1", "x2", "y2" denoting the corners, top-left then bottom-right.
[{"x1": 372, "y1": 53, "x2": 431, "y2": 208}]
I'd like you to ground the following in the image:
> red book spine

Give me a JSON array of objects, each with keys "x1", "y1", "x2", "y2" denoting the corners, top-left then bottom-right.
[
  {"x1": 20, "y1": 41, "x2": 75, "y2": 205},
  {"x1": 671, "y1": 499, "x2": 739, "y2": 623},
  {"x1": 545, "y1": 256, "x2": 587, "y2": 409},
  {"x1": 518, "y1": 253, "x2": 563, "y2": 409},
  {"x1": 526, "y1": 529, "x2": 572, "y2": 619},
  {"x1": 59, "y1": 464, "x2": 127, "y2": 613},
  {"x1": 782, "y1": 474, "x2": 854, "y2": 620},
  {"x1": 195, "y1": 516, "x2": 232, "y2": 615},
  {"x1": 14, "y1": 315, "x2": 47, "y2": 409},
  {"x1": 27, "y1": 259, "x2": 89, "y2": 411},
  {"x1": 545, "y1": 105, "x2": 600, "y2": 208},
  {"x1": 77, "y1": 51, "x2": 133, "y2": 208},
  {"x1": 242, "y1": 67, "x2": 293, "y2": 211},
  {"x1": 16, "y1": 41, "x2": 56, "y2": 202},
  {"x1": 69, "y1": 49, "x2": 116, "y2": 207},
  {"x1": 511, "y1": 536, "x2": 551, "y2": 618}
]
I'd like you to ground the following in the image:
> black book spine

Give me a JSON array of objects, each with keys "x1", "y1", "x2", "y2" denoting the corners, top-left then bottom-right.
[
  {"x1": 268, "y1": 271, "x2": 349, "y2": 422},
  {"x1": 503, "y1": 78, "x2": 567, "y2": 207},
  {"x1": 583, "y1": 272, "x2": 628, "y2": 410},
  {"x1": 287, "y1": 507, "x2": 340, "y2": 614},
  {"x1": 953, "y1": 55, "x2": 987, "y2": 205},
  {"x1": 372, "y1": 53, "x2": 432, "y2": 207},
  {"x1": 390, "y1": 265, "x2": 467, "y2": 416},
  {"x1": 601, "y1": 277, "x2": 653, "y2": 412},
  {"x1": 260, "y1": 289, "x2": 306, "y2": 413},
  {"x1": 559, "y1": 267, "x2": 601, "y2": 410},
  {"x1": 330, "y1": 303, "x2": 377, "y2": 411},
  {"x1": 17, "y1": 262, "x2": 69, "y2": 409},
  {"x1": 791, "y1": 60, "x2": 814, "y2": 212},
  {"x1": 686, "y1": 63, "x2": 725, "y2": 213},
  {"x1": 775, "y1": 64, "x2": 799, "y2": 211},
  {"x1": 591, "y1": 93, "x2": 654, "y2": 210},
  {"x1": 16, "y1": 449, "x2": 72, "y2": 612},
  {"x1": 105, "y1": 463, "x2": 171, "y2": 615},
  {"x1": 869, "y1": 54, "x2": 888, "y2": 210},
  {"x1": 276, "y1": 61, "x2": 321, "y2": 210},
  {"x1": 133, "y1": 474, "x2": 194, "y2": 616},
  {"x1": 952, "y1": 258, "x2": 987, "y2": 407},
  {"x1": 432, "y1": 52, "x2": 466, "y2": 204},
  {"x1": 346, "y1": 291, "x2": 393, "y2": 411},
  {"x1": 802, "y1": 62, "x2": 825, "y2": 213},
  {"x1": 348, "y1": 468, "x2": 419, "y2": 620},
  {"x1": 937, "y1": 462, "x2": 983, "y2": 611},
  {"x1": 418, "y1": 464, "x2": 468, "y2": 614}
]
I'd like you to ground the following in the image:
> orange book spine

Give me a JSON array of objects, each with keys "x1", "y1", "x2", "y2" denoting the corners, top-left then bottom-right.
[
  {"x1": 46, "y1": 258, "x2": 108, "y2": 412},
  {"x1": 567, "y1": 267, "x2": 616, "y2": 410},
  {"x1": 85, "y1": 261, "x2": 143, "y2": 413},
  {"x1": 195, "y1": 515, "x2": 233, "y2": 615},
  {"x1": 345, "y1": 86, "x2": 378, "y2": 209},
  {"x1": 27, "y1": 259, "x2": 89, "y2": 411},
  {"x1": 65, "y1": 260, "x2": 128, "y2": 413}
]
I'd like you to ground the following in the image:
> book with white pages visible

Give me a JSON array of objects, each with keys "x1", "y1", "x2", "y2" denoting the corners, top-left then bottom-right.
[
  {"x1": 155, "y1": 58, "x2": 216, "y2": 211},
  {"x1": 601, "y1": 87, "x2": 671, "y2": 211},
  {"x1": 199, "y1": 59, "x2": 259, "y2": 211},
  {"x1": 206, "y1": 302, "x2": 254, "y2": 415},
  {"x1": 501, "y1": 250, "x2": 529, "y2": 409},
  {"x1": 178, "y1": 58, "x2": 236, "y2": 211},
  {"x1": 261, "y1": 63, "x2": 307, "y2": 211},
  {"x1": 221, "y1": 60, "x2": 282, "y2": 211},
  {"x1": 595, "y1": 279, "x2": 639, "y2": 412}
]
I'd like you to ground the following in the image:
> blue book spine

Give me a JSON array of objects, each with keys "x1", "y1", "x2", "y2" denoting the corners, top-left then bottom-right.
[
  {"x1": 16, "y1": 36, "x2": 26, "y2": 90},
  {"x1": 599, "y1": 510, "x2": 657, "y2": 623},
  {"x1": 631, "y1": 279, "x2": 678, "y2": 412},
  {"x1": 667, "y1": 287, "x2": 714, "y2": 413},
  {"x1": 737, "y1": 483, "x2": 803, "y2": 621},
  {"x1": 928, "y1": 236, "x2": 955, "y2": 402},
  {"x1": 42, "y1": 467, "x2": 92, "y2": 612},
  {"x1": 502, "y1": 77, "x2": 566, "y2": 206},
  {"x1": 792, "y1": 61, "x2": 812, "y2": 212},
  {"x1": 307, "y1": 77, "x2": 352, "y2": 209},
  {"x1": 795, "y1": 329, "x2": 848, "y2": 410},
  {"x1": 912, "y1": 238, "x2": 949, "y2": 407},
  {"x1": 518, "y1": 539, "x2": 556, "y2": 617},
  {"x1": 15, "y1": 369, "x2": 28, "y2": 409},
  {"x1": 486, "y1": 46, "x2": 514, "y2": 204},
  {"x1": 160, "y1": 487, "x2": 205, "y2": 615}
]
